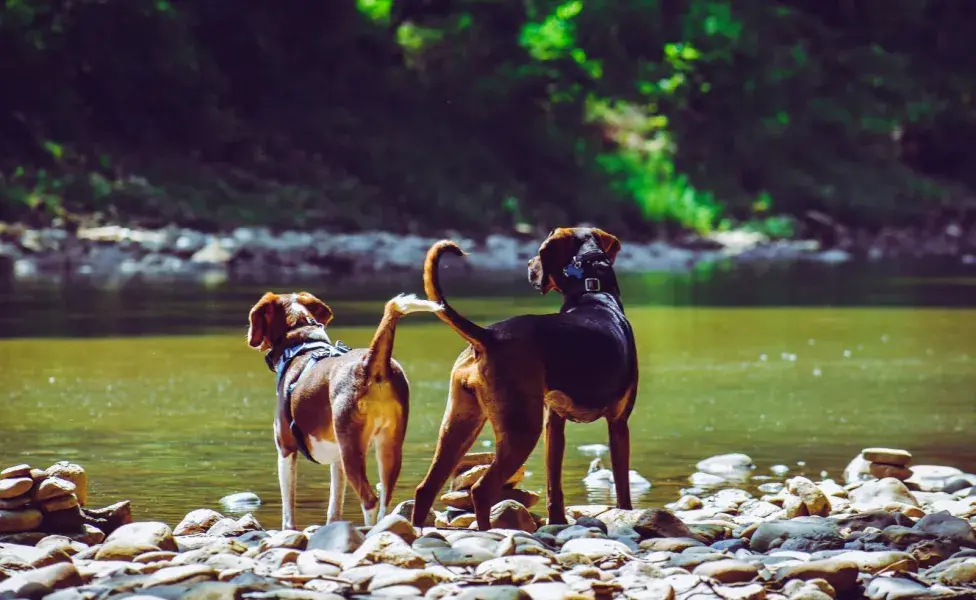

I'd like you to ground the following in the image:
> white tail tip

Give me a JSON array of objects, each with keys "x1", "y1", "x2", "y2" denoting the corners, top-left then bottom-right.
[{"x1": 390, "y1": 293, "x2": 443, "y2": 315}]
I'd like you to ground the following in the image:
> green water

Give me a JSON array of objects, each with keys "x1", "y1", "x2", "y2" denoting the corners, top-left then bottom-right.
[{"x1": 1, "y1": 262, "x2": 974, "y2": 529}]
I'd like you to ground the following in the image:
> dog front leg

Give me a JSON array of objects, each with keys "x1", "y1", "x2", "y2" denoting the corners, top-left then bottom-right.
[
  {"x1": 608, "y1": 417, "x2": 633, "y2": 510},
  {"x1": 544, "y1": 408, "x2": 568, "y2": 525},
  {"x1": 327, "y1": 459, "x2": 347, "y2": 524},
  {"x1": 277, "y1": 451, "x2": 298, "y2": 530}
]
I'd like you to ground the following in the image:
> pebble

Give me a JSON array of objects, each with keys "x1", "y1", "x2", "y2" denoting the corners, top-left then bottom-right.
[
  {"x1": 692, "y1": 559, "x2": 760, "y2": 583},
  {"x1": 0, "y1": 477, "x2": 33, "y2": 499},
  {"x1": 862, "y1": 448, "x2": 913, "y2": 467},
  {"x1": 774, "y1": 558, "x2": 859, "y2": 592}
]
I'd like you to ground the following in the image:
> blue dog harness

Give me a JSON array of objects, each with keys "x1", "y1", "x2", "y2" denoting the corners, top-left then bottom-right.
[{"x1": 267, "y1": 327, "x2": 351, "y2": 464}]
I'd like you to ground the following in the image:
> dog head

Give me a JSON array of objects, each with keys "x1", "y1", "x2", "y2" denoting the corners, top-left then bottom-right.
[
  {"x1": 528, "y1": 227, "x2": 621, "y2": 294},
  {"x1": 247, "y1": 291, "x2": 334, "y2": 351}
]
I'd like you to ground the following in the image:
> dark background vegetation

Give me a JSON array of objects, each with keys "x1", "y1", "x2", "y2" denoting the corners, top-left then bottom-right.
[{"x1": 2, "y1": 0, "x2": 976, "y2": 237}]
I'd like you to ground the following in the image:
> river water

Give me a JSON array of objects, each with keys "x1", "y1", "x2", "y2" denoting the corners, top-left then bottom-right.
[{"x1": 1, "y1": 259, "x2": 974, "y2": 529}]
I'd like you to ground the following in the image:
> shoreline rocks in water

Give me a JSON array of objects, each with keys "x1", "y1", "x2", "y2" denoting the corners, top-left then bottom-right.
[
  {"x1": 2, "y1": 221, "x2": 975, "y2": 283},
  {"x1": 1, "y1": 449, "x2": 974, "y2": 599}
]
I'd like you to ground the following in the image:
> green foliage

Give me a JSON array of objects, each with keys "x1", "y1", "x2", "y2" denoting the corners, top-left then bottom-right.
[{"x1": 2, "y1": 0, "x2": 976, "y2": 232}]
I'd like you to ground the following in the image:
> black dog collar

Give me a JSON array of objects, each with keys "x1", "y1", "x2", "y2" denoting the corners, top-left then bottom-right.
[{"x1": 562, "y1": 249, "x2": 610, "y2": 293}]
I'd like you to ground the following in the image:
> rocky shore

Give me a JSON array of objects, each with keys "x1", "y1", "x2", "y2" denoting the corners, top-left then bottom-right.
[
  {"x1": 2, "y1": 221, "x2": 975, "y2": 283},
  {"x1": 2, "y1": 448, "x2": 976, "y2": 600}
]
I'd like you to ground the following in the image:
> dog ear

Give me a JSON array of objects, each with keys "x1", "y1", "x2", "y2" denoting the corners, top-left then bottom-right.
[
  {"x1": 529, "y1": 228, "x2": 576, "y2": 295},
  {"x1": 591, "y1": 228, "x2": 621, "y2": 263},
  {"x1": 247, "y1": 292, "x2": 278, "y2": 349},
  {"x1": 295, "y1": 291, "x2": 334, "y2": 326}
]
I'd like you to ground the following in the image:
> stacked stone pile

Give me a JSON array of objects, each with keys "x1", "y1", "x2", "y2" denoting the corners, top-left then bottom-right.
[
  {"x1": 435, "y1": 452, "x2": 541, "y2": 531},
  {"x1": 0, "y1": 462, "x2": 131, "y2": 547}
]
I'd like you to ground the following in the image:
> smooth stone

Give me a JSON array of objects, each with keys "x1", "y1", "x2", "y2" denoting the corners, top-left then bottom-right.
[
  {"x1": 342, "y1": 531, "x2": 425, "y2": 569},
  {"x1": 632, "y1": 509, "x2": 696, "y2": 540},
  {"x1": 712, "y1": 539, "x2": 749, "y2": 553},
  {"x1": 693, "y1": 559, "x2": 759, "y2": 584},
  {"x1": 640, "y1": 537, "x2": 704, "y2": 552},
  {"x1": 843, "y1": 455, "x2": 873, "y2": 485},
  {"x1": 252, "y1": 547, "x2": 300, "y2": 572},
  {"x1": 0, "y1": 477, "x2": 33, "y2": 500},
  {"x1": 573, "y1": 516, "x2": 608, "y2": 534},
  {"x1": 870, "y1": 463, "x2": 914, "y2": 481},
  {"x1": 367, "y1": 514, "x2": 418, "y2": 544},
  {"x1": 454, "y1": 453, "x2": 497, "y2": 475},
  {"x1": 442, "y1": 489, "x2": 540, "y2": 511},
  {"x1": 137, "y1": 550, "x2": 179, "y2": 564},
  {"x1": 556, "y1": 525, "x2": 605, "y2": 544},
  {"x1": 782, "y1": 580, "x2": 832, "y2": 600},
  {"x1": 44, "y1": 462, "x2": 87, "y2": 506},
  {"x1": 849, "y1": 478, "x2": 919, "y2": 508},
  {"x1": 936, "y1": 560, "x2": 976, "y2": 586},
  {"x1": 0, "y1": 465, "x2": 31, "y2": 480},
  {"x1": 907, "y1": 466, "x2": 965, "y2": 492},
  {"x1": 673, "y1": 495, "x2": 704, "y2": 511},
  {"x1": 36, "y1": 535, "x2": 88, "y2": 556},
  {"x1": 32, "y1": 477, "x2": 76, "y2": 502},
  {"x1": 452, "y1": 464, "x2": 525, "y2": 491},
  {"x1": 455, "y1": 585, "x2": 531, "y2": 600},
  {"x1": 95, "y1": 540, "x2": 162, "y2": 561},
  {"x1": 106, "y1": 522, "x2": 178, "y2": 553},
  {"x1": 474, "y1": 555, "x2": 558, "y2": 584},
  {"x1": 774, "y1": 558, "x2": 859, "y2": 592},
  {"x1": 490, "y1": 500, "x2": 536, "y2": 532},
  {"x1": 566, "y1": 505, "x2": 613, "y2": 520},
  {"x1": 257, "y1": 530, "x2": 307, "y2": 553},
  {"x1": 561, "y1": 537, "x2": 633, "y2": 559},
  {"x1": 423, "y1": 545, "x2": 496, "y2": 566},
  {"x1": 909, "y1": 539, "x2": 957, "y2": 568},
  {"x1": 865, "y1": 577, "x2": 953, "y2": 600},
  {"x1": 914, "y1": 512, "x2": 976, "y2": 548},
  {"x1": 174, "y1": 509, "x2": 224, "y2": 536},
  {"x1": 294, "y1": 551, "x2": 341, "y2": 577},
  {"x1": 82, "y1": 499, "x2": 133, "y2": 535},
  {"x1": 750, "y1": 519, "x2": 844, "y2": 553},
  {"x1": 690, "y1": 472, "x2": 728, "y2": 487},
  {"x1": 307, "y1": 521, "x2": 364, "y2": 553},
  {"x1": 520, "y1": 582, "x2": 591, "y2": 600},
  {"x1": 0, "y1": 508, "x2": 43, "y2": 533},
  {"x1": 787, "y1": 477, "x2": 829, "y2": 517},
  {"x1": 0, "y1": 494, "x2": 31, "y2": 510},
  {"x1": 394, "y1": 500, "x2": 435, "y2": 527},
  {"x1": 143, "y1": 564, "x2": 218, "y2": 586},
  {"x1": 862, "y1": 448, "x2": 913, "y2": 467},
  {"x1": 835, "y1": 510, "x2": 912, "y2": 532},
  {"x1": 943, "y1": 476, "x2": 976, "y2": 495},
  {"x1": 218, "y1": 492, "x2": 261, "y2": 514},
  {"x1": 697, "y1": 454, "x2": 754, "y2": 477},
  {"x1": 40, "y1": 494, "x2": 79, "y2": 513},
  {"x1": 368, "y1": 567, "x2": 446, "y2": 593},
  {"x1": 830, "y1": 550, "x2": 917, "y2": 574},
  {"x1": 0, "y1": 562, "x2": 82, "y2": 597}
]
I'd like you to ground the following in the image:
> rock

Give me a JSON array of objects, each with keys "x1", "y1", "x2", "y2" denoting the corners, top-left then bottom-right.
[
  {"x1": 307, "y1": 521, "x2": 365, "y2": 553},
  {"x1": 561, "y1": 538, "x2": 633, "y2": 560},
  {"x1": 750, "y1": 519, "x2": 844, "y2": 553},
  {"x1": 343, "y1": 531, "x2": 425, "y2": 569},
  {"x1": 421, "y1": 545, "x2": 495, "y2": 567},
  {"x1": 40, "y1": 494, "x2": 79, "y2": 513},
  {"x1": 693, "y1": 559, "x2": 759, "y2": 583},
  {"x1": 367, "y1": 514, "x2": 417, "y2": 544},
  {"x1": 0, "y1": 494, "x2": 31, "y2": 510},
  {"x1": 849, "y1": 478, "x2": 919, "y2": 508},
  {"x1": 44, "y1": 463, "x2": 87, "y2": 506},
  {"x1": 909, "y1": 539, "x2": 956, "y2": 567},
  {"x1": 774, "y1": 558, "x2": 859, "y2": 592},
  {"x1": 936, "y1": 560, "x2": 976, "y2": 586},
  {"x1": 257, "y1": 530, "x2": 307, "y2": 552},
  {"x1": 393, "y1": 500, "x2": 434, "y2": 527},
  {"x1": 942, "y1": 476, "x2": 976, "y2": 495},
  {"x1": 452, "y1": 464, "x2": 526, "y2": 491},
  {"x1": 82, "y1": 500, "x2": 132, "y2": 535},
  {"x1": 519, "y1": 582, "x2": 590, "y2": 600},
  {"x1": 94, "y1": 539, "x2": 163, "y2": 561},
  {"x1": 632, "y1": 509, "x2": 696, "y2": 540},
  {"x1": 865, "y1": 576, "x2": 953, "y2": 600},
  {"x1": 862, "y1": 448, "x2": 913, "y2": 467},
  {"x1": 843, "y1": 455, "x2": 873, "y2": 485},
  {"x1": 0, "y1": 465, "x2": 31, "y2": 480},
  {"x1": 219, "y1": 492, "x2": 261, "y2": 514},
  {"x1": 475, "y1": 555, "x2": 558, "y2": 584},
  {"x1": 143, "y1": 564, "x2": 218, "y2": 586},
  {"x1": 490, "y1": 500, "x2": 536, "y2": 532},
  {"x1": 0, "y1": 477, "x2": 33, "y2": 500},
  {"x1": 368, "y1": 567, "x2": 446, "y2": 593},
  {"x1": 36, "y1": 535, "x2": 87, "y2": 556},
  {"x1": 673, "y1": 495, "x2": 704, "y2": 511},
  {"x1": 442, "y1": 489, "x2": 540, "y2": 511},
  {"x1": 31, "y1": 478, "x2": 76, "y2": 503},
  {"x1": 906, "y1": 466, "x2": 964, "y2": 492},
  {"x1": 0, "y1": 562, "x2": 81, "y2": 597},
  {"x1": 783, "y1": 580, "x2": 832, "y2": 600},
  {"x1": 869, "y1": 463, "x2": 913, "y2": 481},
  {"x1": 697, "y1": 454, "x2": 755, "y2": 477},
  {"x1": 174, "y1": 509, "x2": 224, "y2": 536},
  {"x1": 690, "y1": 472, "x2": 728, "y2": 487},
  {"x1": 455, "y1": 585, "x2": 531, "y2": 600},
  {"x1": 914, "y1": 512, "x2": 976, "y2": 548},
  {"x1": 835, "y1": 510, "x2": 911, "y2": 532},
  {"x1": 830, "y1": 550, "x2": 917, "y2": 574},
  {"x1": 105, "y1": 521, "x2": 178, "y2": 552},
  {"x1": 787, "y1": 478, "x2": 829, "y2": 517},
  {"x1": 0, "y1": 508, "x2": 43, "y2": 533}
]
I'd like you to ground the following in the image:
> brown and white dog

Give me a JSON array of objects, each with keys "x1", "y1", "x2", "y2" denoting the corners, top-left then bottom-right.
[
  {"x1": 412, "y1": 227, "x2": 638, "y2": 530},
  {"x1": 247, "y1": 291, "x2": 441, "y2": 529}
]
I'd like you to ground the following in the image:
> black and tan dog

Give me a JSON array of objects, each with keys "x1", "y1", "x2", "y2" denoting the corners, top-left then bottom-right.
[
  {"x1": 247, "y1": 291, "x2": 441, "y2": 529},
  {"x1": 412, "y1": 227, "x2": 638, "y2": 530}
]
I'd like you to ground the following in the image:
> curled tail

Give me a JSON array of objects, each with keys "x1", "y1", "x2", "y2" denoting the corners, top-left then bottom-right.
[
  {"x1": 424, "y1": 240, "x2": 490, "y2": 352},
  {"x1": 364, "y1": 293, "x2": 442, "y2": 380}
]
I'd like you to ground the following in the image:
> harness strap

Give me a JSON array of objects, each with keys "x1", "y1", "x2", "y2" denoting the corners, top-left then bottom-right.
[{"x1": 270, "y1": 337, "x2": 352, "y2": 464}]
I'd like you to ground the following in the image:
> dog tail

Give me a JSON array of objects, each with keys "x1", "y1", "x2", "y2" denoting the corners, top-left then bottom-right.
[
  {"x1": 424, "y1": 240, "x2": 490, "y2": 351},
  {"x1": 364, "y1": 293, "x2": 442, "y2": 380}
]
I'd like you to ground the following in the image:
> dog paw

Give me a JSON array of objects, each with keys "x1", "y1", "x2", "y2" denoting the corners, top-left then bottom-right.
[{"x1": 362, "y1": 504, "x2": 379, "y2": 527}]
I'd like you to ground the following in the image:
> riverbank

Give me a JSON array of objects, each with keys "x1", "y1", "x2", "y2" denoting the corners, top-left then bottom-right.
[
  {"x1": 1, "y1": 449, "x2": 974, "y2": 599},
  {"x1": 1, "y1": 221, "x2": 975, "y2": 284}
]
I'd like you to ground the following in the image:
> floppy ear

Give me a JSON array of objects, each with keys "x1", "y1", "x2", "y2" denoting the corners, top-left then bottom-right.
[
  {"x1": 247, "y1": 292, "x2": 278, "y2": 349},
  {"x1": 529, "y1": 228, "x2": 576, "y2": 295},
  {"x1": 591, "y1": 228, "x2": 621, "y2": 263},
  {"x1": 295, "y1": 291, "x2": 334, "y2": 326}
]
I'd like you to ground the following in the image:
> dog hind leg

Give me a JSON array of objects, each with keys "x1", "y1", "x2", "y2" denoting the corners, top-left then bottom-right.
[
  {"x1": 544, "y1": 407, "x2": 568, "y2": 524},
  {"x1": 375, "y1": 422, "x2": 405, "y2": 522},
  {"x1": 327, "y1": 459, "x2": 346, "y2": 523},
  {"x1": 335, "y1": 414, "x2": 380, "y2": 526},
  {"x1": 412, "y1": 380, "x2": 485, "y2": 526},
  {"x1": 608, "y1": 417, "x2": 633, "y2": 510},
  {"x1": 277, "y1": 451, "x2": 298, "y2": 530}
]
